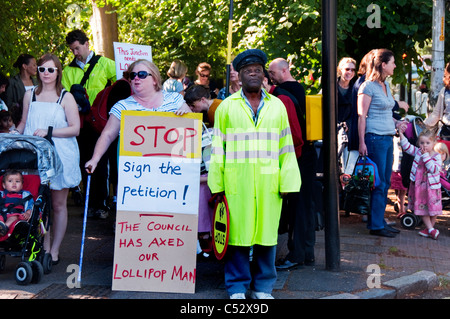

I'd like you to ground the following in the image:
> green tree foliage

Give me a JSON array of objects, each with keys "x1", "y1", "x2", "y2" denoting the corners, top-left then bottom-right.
[
  {"x1": 337, "y1": 0, "x2": 435, "y2": 85},
  {"x1": 0, "y1": 0, "x2": 77, "y2": 76},
  {"x1": 1, "y1": 0, "x2": 448, "y2": 95},
  {"x1": 112, "y1": 0, "x2": 445, "y2": 93},
  {"x1": 113, "y1": 0, "x2": 322, "y2": 93}
]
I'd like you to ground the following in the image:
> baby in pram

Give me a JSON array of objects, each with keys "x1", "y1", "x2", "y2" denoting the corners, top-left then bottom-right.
[{"x1": 0, "y1": 169, "x2": 34, "y2": 236}]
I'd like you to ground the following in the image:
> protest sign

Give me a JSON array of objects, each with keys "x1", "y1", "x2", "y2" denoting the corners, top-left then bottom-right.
[
  {"x1": 113, "y1": 42, "x2": 152, "y2": 80},
  {"x1": 112, "y1": 111, "x2": 202, "y2": 293}
]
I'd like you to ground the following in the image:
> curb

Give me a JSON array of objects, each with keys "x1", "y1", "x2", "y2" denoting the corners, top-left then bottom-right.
[{"x1": 321, "y1": 270, "x2": 440, "y2": 299}]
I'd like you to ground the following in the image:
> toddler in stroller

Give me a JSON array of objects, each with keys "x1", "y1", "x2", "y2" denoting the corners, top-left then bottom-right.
[
  {"x1": 0, "y1": 170, "x2": 34, "y2": 236},
  {"x1": 0, "y1": 134, "x2": 62, "y2": 285}
]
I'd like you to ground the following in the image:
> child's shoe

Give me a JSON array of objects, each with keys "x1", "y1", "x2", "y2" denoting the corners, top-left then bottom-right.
[
  {"x1": 0, "y1": 221, "x2": 8, "y2": 236},
  {"x1": 418, "y1": 229, "x2": 429, "y2": 238},
  {"x1": 429, "y1": 228, "x2": 439, "y2": 240}
]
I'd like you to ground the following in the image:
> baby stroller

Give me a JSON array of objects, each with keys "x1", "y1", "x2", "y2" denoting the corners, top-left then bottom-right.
[
  {"x1": 0, "y1": 132, "x2": 62, "y2": 285},
  {"x1": 400, "y1": 167, "x2": 449, "y2": 229}
]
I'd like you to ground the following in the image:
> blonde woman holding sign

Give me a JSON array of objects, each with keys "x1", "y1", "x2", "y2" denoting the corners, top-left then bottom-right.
[{"x1": 85, "y1": 59, "x2": 191, "y2": 173}]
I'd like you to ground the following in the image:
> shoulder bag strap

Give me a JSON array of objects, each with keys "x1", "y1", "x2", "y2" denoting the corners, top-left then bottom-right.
[
  {"x1": 31, "y1": 86, "x2": 37, "y2": 102},
  {"x1": 57, "y1": 89, "x2": 68, "y2": 105},
  {"x1": 79, "y1": 54, "x2": 101, "y2": 87}
]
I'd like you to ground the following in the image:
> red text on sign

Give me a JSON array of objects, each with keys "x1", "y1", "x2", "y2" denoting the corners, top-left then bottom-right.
[{"x1": 130, "y1": 125, "x2": 197, "y2": 153}]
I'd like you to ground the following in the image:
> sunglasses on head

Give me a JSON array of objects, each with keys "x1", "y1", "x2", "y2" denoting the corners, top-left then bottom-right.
[
  {"x1": 37, "y1": 67, "x2": 58, "y2": 73},
  {"x1": 130, "y1": 71, "x2": 152, "y2": 80}
]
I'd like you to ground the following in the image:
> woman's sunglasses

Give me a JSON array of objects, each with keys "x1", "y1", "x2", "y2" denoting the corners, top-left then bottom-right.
[
  {"x1": 37, "y1": 67, "x2": 58, "y2": 73},
  {"x1": 130, "y1": 71, "x2": 152, "y2": 80}
]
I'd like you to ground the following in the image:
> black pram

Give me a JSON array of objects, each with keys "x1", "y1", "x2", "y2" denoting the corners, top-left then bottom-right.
[{"x1": 0, "y1": 134, "x2": 62, "y2": 285}]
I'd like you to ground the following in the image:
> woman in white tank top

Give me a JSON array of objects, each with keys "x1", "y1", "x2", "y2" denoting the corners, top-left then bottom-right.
[{"x1": 17, "y1": 53, "x2": 80, "y2": 265}]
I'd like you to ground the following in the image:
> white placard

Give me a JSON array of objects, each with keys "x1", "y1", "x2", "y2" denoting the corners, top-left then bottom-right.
[
  {"x1": 113, "y1": 42, "x2": 152, "y2": 80},
  {"x1": 117, "y1": 156, "x2": 200, "y2": 214},
  {"x1": 112, "y1": 111, "x2": 202, "y2": 294}
]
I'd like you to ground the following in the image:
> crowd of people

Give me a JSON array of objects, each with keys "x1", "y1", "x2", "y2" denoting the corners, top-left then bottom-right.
[
  {"x1": 0, "y1": 28, "x2": 447, "y2": 299},
  {"x1": 339, "y1": 48, "x2": 447, "y2": 242}
]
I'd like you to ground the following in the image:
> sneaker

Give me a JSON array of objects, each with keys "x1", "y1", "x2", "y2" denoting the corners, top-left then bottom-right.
[
  {"x1": 418, "y1": 229, "x2": 429, "y2": 238},
  {"x1": 429, "y1": 228, "x2": 440, "y2": 240},
  {"x1": 250, "y1": 291, "x2": 274, "y2": 299},
  {"x1": 229, "y1": 293, "x2": 246, "y2": 299}
]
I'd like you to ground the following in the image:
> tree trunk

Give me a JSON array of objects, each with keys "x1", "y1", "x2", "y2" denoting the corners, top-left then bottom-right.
[
  {"x1": 429, "y1": 0, "x2": 445, "y2": 109},
  {"x1": 91, "y1": 0, "x2": 118, "y2": 60}
]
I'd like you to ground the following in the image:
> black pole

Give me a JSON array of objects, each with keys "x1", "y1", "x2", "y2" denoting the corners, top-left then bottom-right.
[
  {"x1": 225, "y1": 0, "x2": 234, "y2": 97},
  {"x1": 322, "y1": 0, "x2": 340, "y2": 271}
]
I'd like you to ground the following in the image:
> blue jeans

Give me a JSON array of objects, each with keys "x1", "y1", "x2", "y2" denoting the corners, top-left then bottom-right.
[
  {"x1": 365, "y1": 133, "x2": 393, "y2": 230},
  {"x1": 224, "y1": 245, "x2": 277, "y2": 295}
]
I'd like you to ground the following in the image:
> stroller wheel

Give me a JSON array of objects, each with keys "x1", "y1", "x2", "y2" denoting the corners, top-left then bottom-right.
[
  {"x1": 31, "y1": 260, "x2": 44, "y2": 284},
  {"x1": 42, "y1": 253, "x2": 53, "y2": 274},
  {"x1": 0, "y1": 255, "x2": 5, "y2": 272},
  {"x1": 15, "y1": 262, "x2": 33, "y2": 285},
  {"x1": 400, "y1": 213, "x2": 417, "y2": 229}
]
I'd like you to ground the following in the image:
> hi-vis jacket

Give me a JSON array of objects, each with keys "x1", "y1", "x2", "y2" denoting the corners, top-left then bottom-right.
[
  {"x1": 207, "y1": 89, "x2": 301, "y2": 246},
  {"x1": 61, "y1": 54, "x2": 116, "y2": 105}
]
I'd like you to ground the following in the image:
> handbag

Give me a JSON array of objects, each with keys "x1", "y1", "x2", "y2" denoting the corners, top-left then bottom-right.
[
  {"x1": 354, "y1": 155, "x2": 380, "y2": 188},
  {"x1": 70, "y1": 55, "x2": 101, "y2": 114},
  {"x1": 343, "y1": 156, "x2": 372, "y2": 215}
]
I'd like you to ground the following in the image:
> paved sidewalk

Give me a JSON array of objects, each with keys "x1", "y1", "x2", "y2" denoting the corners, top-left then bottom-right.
[{"x1": 0, "y1": 192, "x2": 449, "y2": 300}]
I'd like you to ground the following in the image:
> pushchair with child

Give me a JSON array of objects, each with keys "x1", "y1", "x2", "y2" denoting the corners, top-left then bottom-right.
[
  {"x1": 0, "y1": 132, "x2": 62, "y2": 285},
  {"x1": 400, "y1": 165, "x2": 450, "y2": 229},
  {"x1": 398, "y1": 116, "x2": 450, "y2": 229}
]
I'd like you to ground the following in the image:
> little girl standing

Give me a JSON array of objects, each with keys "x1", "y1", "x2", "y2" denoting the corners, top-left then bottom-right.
[{"x1": 399, "y1": 128, "x2": 442, "y2": 239}]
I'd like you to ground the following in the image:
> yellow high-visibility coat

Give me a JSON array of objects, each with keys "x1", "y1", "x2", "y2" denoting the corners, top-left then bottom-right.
[
  {"x1": 208, "y1": 89, "x2": 301, "y2": 246},
  {"x1": 61, "y1": 55, "x2": 116, "y2": 105}
]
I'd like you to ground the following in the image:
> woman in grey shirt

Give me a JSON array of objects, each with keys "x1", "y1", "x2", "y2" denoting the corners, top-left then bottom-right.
[{"x1": 358, "y1": 49, "x2": 404, "y2": 238}]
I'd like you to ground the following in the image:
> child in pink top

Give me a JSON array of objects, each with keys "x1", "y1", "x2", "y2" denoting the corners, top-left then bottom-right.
[{"x1": 399, "y1": 128, "x2": 442, "y2": 240}]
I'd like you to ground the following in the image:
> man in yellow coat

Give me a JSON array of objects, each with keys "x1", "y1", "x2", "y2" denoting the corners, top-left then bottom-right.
[{"x1": 208, "y1": 49, "x2": 301, "y2": 299}]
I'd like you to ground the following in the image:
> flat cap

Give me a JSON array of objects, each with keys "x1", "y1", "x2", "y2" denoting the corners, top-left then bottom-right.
[{"x1": 233, "y1": 49, "x2": 267, "y2": 72}]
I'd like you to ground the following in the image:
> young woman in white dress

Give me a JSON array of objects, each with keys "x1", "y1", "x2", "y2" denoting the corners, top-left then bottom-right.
[{"x1": 17, "y1": 53, "x2": 81, "y2": 265}]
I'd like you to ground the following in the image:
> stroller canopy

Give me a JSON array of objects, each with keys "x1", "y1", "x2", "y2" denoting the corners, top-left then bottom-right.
[{"x1": 0, "y1": 135, "x2": 63, "y2": 183}]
